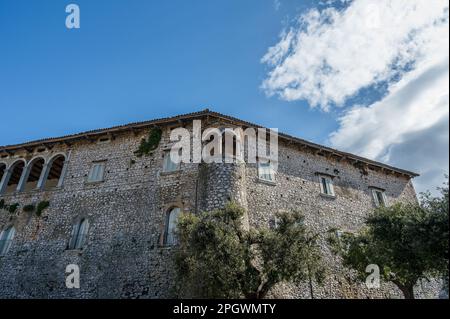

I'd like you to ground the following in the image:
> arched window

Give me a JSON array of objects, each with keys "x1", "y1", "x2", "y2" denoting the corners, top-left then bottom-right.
[
  {"x1": 203, "y1": 128, "x2": 222, "y2": 159},
  {"x1": 22, "y1": 157, "x2": 45, "y2": 191},
  {"x1": 0, "y1": 226, "x2": 15, "y2": 256},
  {"x1": 164, "y1": 207, "x2": 181, "y2": 246},
  {"x1": 5, "y1": 160, "x2": 25, "y2": 193},
  {"x1": 222, "y1": 129, "x2": 241, "y2": 162},
  {"x1": 43, "y1": 155, "x2": 66, "y2": 189},
  {"x1": 68, "y1": 219, "x2": 89, "y2": 250}
]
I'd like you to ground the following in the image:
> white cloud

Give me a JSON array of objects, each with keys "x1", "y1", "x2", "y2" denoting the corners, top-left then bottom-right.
[
  {"x1": 262, "y1": 0, "x2": 449, "y2": 194},
  {"x1": 329, "y1": 61, "x2": 449, "y2": 160},
  {"x1": 329, "y1": 56, "x2": 449, "y2": 194},
  {"x1": 261, "y1": 0, "x2": 449, "y2": 110},
  {"x1": 273, "y1": 0, "x2": 281, "y2": 11},
  {"x1": 384, "y1": 115, "x2": 449, "y2": 195}
]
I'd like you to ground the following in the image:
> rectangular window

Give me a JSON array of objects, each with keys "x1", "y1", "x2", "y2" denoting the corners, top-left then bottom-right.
[
  {"x1": 0, "y1": 227, "x2": 15, "y2": 256},
  {"x1": 68, "y1": 219, "x2": 89, "y2": 250},
  {"x1": 319, "y1": 175, "x2": 335, "y2": 196},
  {"x1": 258, "y1": 160, "x2": 275, "y2": 182},
  {"x1": 87, "y1": 162, "x2": 105, "y2": 183},
  {"x1": 372, "y1": 189, "x2": 387, "y2": 207},
  {"x1": 97, "y1": 136, "x2": 111, "y2": 144},
  {"x1": 163, "y1": 150, "x2": 180, "y2": 172}
]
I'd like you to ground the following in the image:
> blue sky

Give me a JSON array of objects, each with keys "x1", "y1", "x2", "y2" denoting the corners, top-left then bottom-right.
[
  {"x1": 0, "y1": 0, "x2": 448, "y2": 194},
  {"x1": 0, "y1": 0, "x2": 337, "y2": 145}
]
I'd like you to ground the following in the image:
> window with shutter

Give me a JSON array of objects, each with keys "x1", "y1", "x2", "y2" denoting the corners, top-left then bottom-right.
[
  {"x1": 372, "y1": 189, "x2": 386, "y2": 207},
  {"x1": 164, "y1": 207, "x2": 181, "y2": 246},
  {"x1": 319, "y1": 175, "x2": 335, "y2": 196},
  {"x1": 68, "y1": 219, "x2": 89, "y2": 250},
  {"x1": 0, "y1": 226, "x2": 15, "y2": 255},
  {"x1": 87, "y1": 162, "x2": 106, "y2": 182},
  {"x1": 68, "y1": 223, "x2": 79, "y2": 250},
  {"x1": 258, "y1": 160, "x2": 275, "y2": 182},
  {"x1": 163, "y1": 150, "x2": 180, "y2": 172}
]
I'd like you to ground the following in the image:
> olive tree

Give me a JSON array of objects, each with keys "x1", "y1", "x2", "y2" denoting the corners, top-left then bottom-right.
[
  {"x1": 174, "y1": 202, "x2": 324, "y2": 299},
  {"x1": 328, "y1": 179, "x2": 449, "y2": 299}
]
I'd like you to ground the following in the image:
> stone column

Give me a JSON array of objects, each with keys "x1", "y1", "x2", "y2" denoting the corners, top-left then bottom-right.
[
  {"x1": 229, "y1": 162, "x2": 249, "y2": 230},
  {"x1": 16, "y1": 164, "x2": 31, "y2": 192},
  {"x1": 199, "y1": 161, "x2": 249, "y2": 230},
  {"x1": 36, "y1": 163, "x2": 50, "y2": 190},
  {"x1": 0, "y1": 168, "x2": 11, "y2": 195},
  {"x1": 57, "y1": 151, "x2": 71, "y2": 188}
]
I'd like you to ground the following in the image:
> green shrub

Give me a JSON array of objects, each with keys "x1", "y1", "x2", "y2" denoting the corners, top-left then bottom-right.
[
  {"x1": 134, "y1": 127, "x2": 162, "y2": 157},
  {"x1": 175, "y1": 202, "x2": 324, "y2": 299},
  {"x1": 36, "y1": 201, "x2": 50, "y2": 217},
  {"x1": 8, "y1": 203, "x2": 19, "y2": 214}
]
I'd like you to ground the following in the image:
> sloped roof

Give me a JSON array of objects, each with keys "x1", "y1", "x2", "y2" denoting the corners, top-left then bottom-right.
[{"x1": 0, "y1": 109, "x2": 418, "y2": 177}]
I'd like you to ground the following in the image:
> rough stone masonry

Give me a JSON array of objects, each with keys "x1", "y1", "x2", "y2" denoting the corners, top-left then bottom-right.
[{"x1": 0, "y1": 109, "x2": 442, "y2": 298}]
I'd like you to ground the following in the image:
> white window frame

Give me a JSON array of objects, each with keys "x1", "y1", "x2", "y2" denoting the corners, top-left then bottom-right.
[
  {"x1": 258, "y1": 159, "x2": 275, "y2": 182},
  {"x1": 68, "y1": 219, "x2": 89, "y2": 250},
  {"x1": 0, "y1": 226, "x2": 15, "y2": 256},
  {"x1": 319, "y1": 175, "x2": 335, "y2": 197},
  {"x1": 165, "y1": 207, "x2": 181, "y2": 246},
  {"x1": 162, "y1": 150, "x2": 180, "y2": 173},
  {"x1": 87, "y1": 162, "x2": 106, "y2": 183},
  {"x1": 371, "y1": 188, "x2": 387, "y2": 207}
]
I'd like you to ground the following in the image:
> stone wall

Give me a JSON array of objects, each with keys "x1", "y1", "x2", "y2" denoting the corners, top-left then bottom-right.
[
  {"x1": 244, "y1": 140, "x2": 440, "y2": 299},
  {"x1": 0, "y1": 120, "x2": 442, "y2": 299},
  {"x1": 0, "y1": 127, "x2": 195, "y2": 298}
]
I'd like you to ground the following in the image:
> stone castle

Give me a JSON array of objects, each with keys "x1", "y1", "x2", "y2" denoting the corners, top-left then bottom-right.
[{"x1": 0, "y1": 109, "x2": 440, "y2": 298}]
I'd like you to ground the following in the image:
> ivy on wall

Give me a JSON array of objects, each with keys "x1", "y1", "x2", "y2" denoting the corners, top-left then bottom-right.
[
  {"x1": 134, "y1": 127, "x2": 162, "y2": 157},
  {"x1": 36, "y1": 201, "x2": 50, "y2": 217},
  {"x1": 0, "y1": 200, "x2": 20, "y2": 214},
  {"x1": 8, "y1": 203, "x2": 19, "y2": 214},
  {"x1": 0, "y1": 200, "x2": 50, "y2": 217}
]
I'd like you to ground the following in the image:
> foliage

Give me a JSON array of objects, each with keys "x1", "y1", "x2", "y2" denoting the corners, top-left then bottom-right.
[
  {"x1": 328, "y1": 178, "x2": 449, "y2": 299},
  {"x1": 1, "y1": 200, "x2": 50, "y2": 217},
  {"x1": 36, "y1": 201, "x2": 50, "y2": 217},
  {"x1": 23, "y1": 204, "x2": 36, "y2": 213},
  {"x1": 419, "y1": 176, "x2": 449, "y2": 295},
  {"x1": 134, "y1": 127, "x2": 162, "y2": 157},
  {"x1": 174, "y1": 202, "x2": 324, "y2": 299},
  {"x1": 8, "y1": 203, "x2": 19, "y2": 214},
  {"x1": 0, "y1": 199, "x2": 16, "y2": 213}
]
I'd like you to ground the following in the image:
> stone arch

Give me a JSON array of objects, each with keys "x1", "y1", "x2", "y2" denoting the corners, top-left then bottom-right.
[
  {"x1": 222, "y1": 128, "x2": 243, "y2": 162},
  {"x1": 42, "y1": 154, "x2": 67, "y2": 189},
  {"x1": 0, "y1": 159, "x2": 26, "y2": 194},
  {"x1": 0, "y1": 162, "x2": 6, "y2": 186},
  {"x1": 19, "y1": 156, "x2": 46, "y2": 192},
  {"x1": 163, "y1": 206, "x2": 182, "y2": 246},
  {"x1": 202, "y1": 126, "x2": 223, "y2": 159}
]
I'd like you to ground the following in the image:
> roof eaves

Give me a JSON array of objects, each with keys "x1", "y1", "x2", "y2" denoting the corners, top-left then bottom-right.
[{"x1": 0, "y1": 108, "x2": 419, "y2": 178}]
